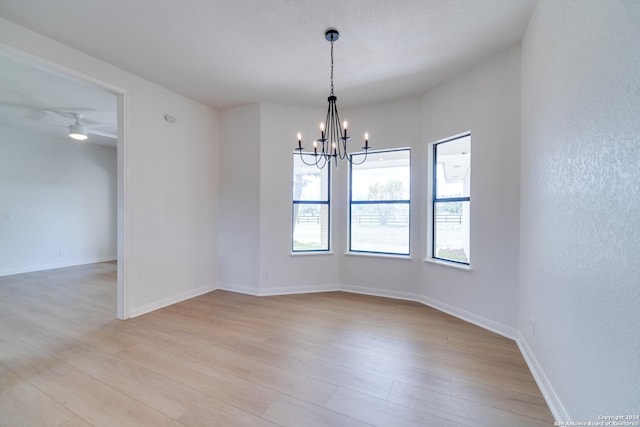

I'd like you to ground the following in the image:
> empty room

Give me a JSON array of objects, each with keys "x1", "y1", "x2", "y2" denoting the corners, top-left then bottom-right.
[{"x1": 0, "y1": 1, "x2": 638, "y2": 426}]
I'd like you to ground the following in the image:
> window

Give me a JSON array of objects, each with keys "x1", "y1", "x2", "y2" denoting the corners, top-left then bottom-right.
[
  {"x1": 349, "y1": 149, "x2": 410, "y2": 255},
  {"x1": 292, "y1": 153, "x2": 330, "y2": 252},
  {"x1": 431, "y1": 133, "x2": 470, "y2": 264}
]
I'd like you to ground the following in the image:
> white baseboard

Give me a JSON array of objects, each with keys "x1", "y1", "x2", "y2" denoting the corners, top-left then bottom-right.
[
  {"x1": 218, "y1": 282, "x2": 340, "y2": 297},
  {"x1": 127, "y1": 280, "x2": 517, "y2": 343},
  {"x1": 340, "y1": 283, "x2": 421, "y2": 303},
  {"x1": 217, "y1": 282, "x2": 259, "y2": 296},
  {"x1": 341, "y1": 284, "x2": 518, "y2": 341},
  {"x1": 128, "y1": 283, "x2": 218, "y2": 318},
  {"x1": 516, "y1": 333, "x2": 569, "y2": 423},
  {"x1": 217, "y1": 282, "x2": 516, "y2": 340},
  {"x1": 128, "y1": 279, "x2": 564, "y2": 424},
  {"x1": 418, "y1": 294, "x2": 519, "y2": 340},
  {"x1": 259, "y1": 283, "x2": 340, "y2": 296},
  {"x1": 343, "y1": 284, "x2": 564, "y2": 421},
  {"x1": 0, "y1": 256, "x2": 117, "y2": 277}
]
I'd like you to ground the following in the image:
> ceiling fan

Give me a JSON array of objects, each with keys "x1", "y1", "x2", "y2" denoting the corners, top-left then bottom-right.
[
  {"x1": 48, "y1": 110, "x2": 117, "y2": 141},
  {"x1": 0, "y1": 101, "x2": 117, "y2": 141},
  {"x1": 68, "y1": 113, "x2": 88, "y2": 140}
]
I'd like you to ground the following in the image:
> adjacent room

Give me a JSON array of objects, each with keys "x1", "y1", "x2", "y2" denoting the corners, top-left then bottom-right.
[{"x1": 0, "y1": 1, "x2": 638, "y2": 426}]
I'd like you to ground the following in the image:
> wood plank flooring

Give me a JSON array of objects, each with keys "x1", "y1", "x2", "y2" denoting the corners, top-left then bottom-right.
[{"x1": 0, "y1": 262, "x2": 554, "y2": 426}]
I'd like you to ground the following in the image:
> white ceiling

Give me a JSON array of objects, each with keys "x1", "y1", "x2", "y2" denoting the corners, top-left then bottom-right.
[
  {"x1": 0, "y1": 0, "x2": 537, "y2": 110},
  {"x1": 0, "y1": 53, "x2": 118, "y2": 147}
]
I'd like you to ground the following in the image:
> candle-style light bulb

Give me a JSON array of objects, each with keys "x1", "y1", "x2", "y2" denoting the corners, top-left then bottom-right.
[
  {"x1": 343, "y1": 120, "x2": 348, "y2": 138},
  {"x1": 297, "y1": 132, "x2": 302, "y2": 150},
  {"x1": 364, "y1": 132, "x2": 369, "y2": 150},
  {"x1": 313, "y1": 140, "x2": 317, "y2": 154},
  {"x1": 320, "y1": 122, "x2": 325, "y2": 139}
]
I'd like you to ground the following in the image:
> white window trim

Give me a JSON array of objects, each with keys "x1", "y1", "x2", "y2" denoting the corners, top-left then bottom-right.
[
  {"x1": 292, "y1": 152, "x2": 331, "y2": 253},
  {"x1": 426, "y1": 132, "x2": 471, "y2": 269},
  {"x1": 290, "y1": 251, "x2": 335, "y2": 257},
  {"x1": 348, "y1": 147, "x2": 412, "y2": 256},
  {"x1": 423, "y1": 257, "x2": 471, "y2": 270},
  {"x1": 345, "y1": 251, "x2": 412, "y2": 260}
]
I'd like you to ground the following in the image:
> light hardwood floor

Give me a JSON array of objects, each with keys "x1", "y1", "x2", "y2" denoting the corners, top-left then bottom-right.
[{"x1": 0, "y1": 262, "x2": 554, "y2": 426}]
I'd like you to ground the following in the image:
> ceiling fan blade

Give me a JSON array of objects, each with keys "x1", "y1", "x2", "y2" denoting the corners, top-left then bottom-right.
[
  {"x1": 87, "y1": 129, "x2": 117, "y2": 139},
  {"x1": 0, "y1": 101, "x2": 49, "y2": 120}
]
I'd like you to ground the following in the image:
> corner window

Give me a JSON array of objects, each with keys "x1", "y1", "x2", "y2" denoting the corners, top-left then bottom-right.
[
  {"x1": 431, "y1": 134, "x2": 470, "y2": 264},
  {"x1": 349, "y1": 149, "x2": 410, "y2": 255},
  {"x1": 292, "y1": 153, "x2": 330, "y2": 252}
]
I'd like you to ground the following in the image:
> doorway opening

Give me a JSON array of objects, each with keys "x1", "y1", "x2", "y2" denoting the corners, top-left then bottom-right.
[{"x1": 0, "y1": 49, "x2": 126, "y2": 318}]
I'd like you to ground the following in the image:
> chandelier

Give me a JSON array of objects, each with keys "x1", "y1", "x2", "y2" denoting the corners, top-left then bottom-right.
[{"x1": 295, "y1": 28, "x2": 370, "y2": 168}]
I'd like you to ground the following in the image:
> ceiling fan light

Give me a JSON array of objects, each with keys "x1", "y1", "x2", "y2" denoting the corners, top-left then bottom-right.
[{"x1": 68, "y1": 123, "x2": 88, "y2": 141}]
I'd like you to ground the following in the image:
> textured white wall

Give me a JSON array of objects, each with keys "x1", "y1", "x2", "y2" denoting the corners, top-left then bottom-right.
[
  {"x1": 0, "y1": 126, "x2": 116, "y2": 275},
  {"x1": 520, "y1": 0, "x2": 640, "y2": 420},
  {"x1": 0, "y1": 18, "x2": 220, "y2": 317}
]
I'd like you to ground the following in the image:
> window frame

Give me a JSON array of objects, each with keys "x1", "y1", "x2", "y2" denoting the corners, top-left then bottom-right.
[
  {"x1": 429, "y1": 133, "x2": 471, "y2": 266},
  {"x1": 348, "y1": 148, "x2": 411, "y2": 256},
  {"x1": 292, "y1": 152, "x2": 331, "y2": 253}
]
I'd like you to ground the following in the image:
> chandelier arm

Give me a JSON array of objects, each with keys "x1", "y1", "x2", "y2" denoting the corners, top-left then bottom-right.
[
  {"x1": 326, "y1": 97, "x2": 335, "y2": 159},
  {"x1": 316, "y1": 154, "x2": 328, "y2": 169},
  {"x1": 295, "y1": 28, "x2": 369, "y2": 170},
  {"x1": 324, "y1": 100, "x2": 332, "y2": 155},
  {"x1": 332, "y1": 110, "x2": 340, "y2": 158},
  {"x1": 296, "y1": 150, "x2": 320, "y2": 166},
  {"x1": 316, "y1": 153, "x2": 329, "y2": 169},
  {"x1": 316, "y1": 138, "x2": 327, "y2": 158},
  {"x1": 347, "y1": 151, "x2": 369, "y2": 165},
  {"x1": 332, "y1": 100, "x2": 345, "y2": 159}
]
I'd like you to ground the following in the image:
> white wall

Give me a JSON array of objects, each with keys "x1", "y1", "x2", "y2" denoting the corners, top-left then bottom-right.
[
  {"x1": 520, "y1": 0, "x2": 640, "y2": 421},
  {"x1": 0, "y1": 126, "x2": 116, "y2": 275},
  {"x1": 418, "y1": 45, "x2": 522, "y2": 332},
  {"x1": 259, "y1": 103, "x2": 341, "y2": 294},
  {"x1": 218, "y1": 104, "x2": 261, "y2": 294},
  {"x1": 7, "y1": 5, "x2": 638, "y2": 418},
  {"x1": 0, "y1": 18, "x2": 220, "y2": 317},
  {"x1": 336, "y1": 47, "x2": 521, "y2": 335},
  {"x1": 218, "y1": 102, "x2": 341, "y2": 295},
  {"x1": 338, "y1": 97, "x2": 423, "y2": 297},
  {"x1": 217, "y1": 47, "x2": 522, "y2": 337}
]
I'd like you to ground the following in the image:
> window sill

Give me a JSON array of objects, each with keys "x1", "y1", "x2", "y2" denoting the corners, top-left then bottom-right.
[
  {"x1": 424, "y1": 257, "x2": 471, "y2": 271},
  {"x1": 290, "y1": 251, "x2": 334, "y2": 256},
  {"x1": 345, "y1": 251, "x2": 412, "y2": 260}
]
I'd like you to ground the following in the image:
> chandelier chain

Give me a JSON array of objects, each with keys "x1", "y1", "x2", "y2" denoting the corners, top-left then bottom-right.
[
  {"x1": 330, "y1": 39, "x2": 334, "y2": 96},
  {"x1": 294, "y1": 28, "x2": 370, "y2": 169}
]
